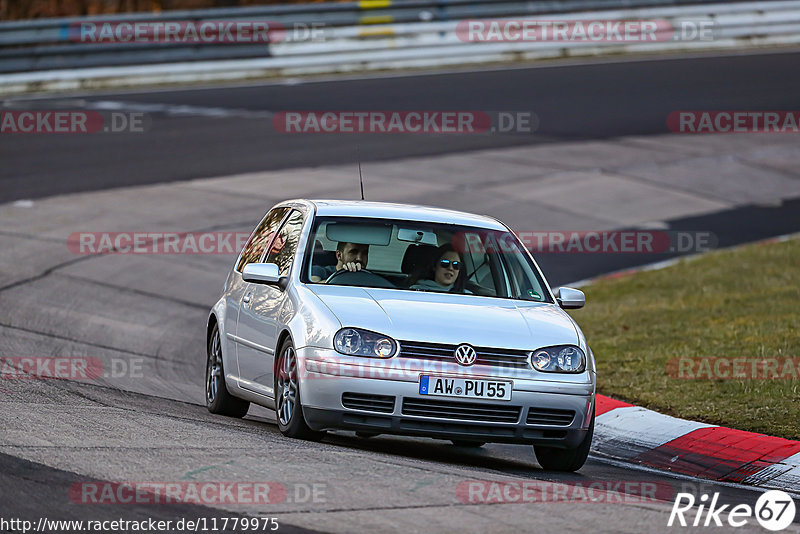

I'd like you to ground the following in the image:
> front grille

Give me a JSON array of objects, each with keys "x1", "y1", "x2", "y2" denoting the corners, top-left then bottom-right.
[
  {"x1": 526, "y1": 407, "x2": 575, "y2": 426},
  {"x1": 398, "y1": 340, "x2": 530, "y2": 369},
  {"x1": 402, "y1": 398, "x2": 521, "y2": 423},
  {"x1": 341, "y1": 393, "x2": 395, "y2": 414}
]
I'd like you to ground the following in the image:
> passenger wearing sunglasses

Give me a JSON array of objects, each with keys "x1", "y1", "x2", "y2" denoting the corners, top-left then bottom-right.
[{"x1": 409, "y1": 243, "x2": 469, "y2": 293}]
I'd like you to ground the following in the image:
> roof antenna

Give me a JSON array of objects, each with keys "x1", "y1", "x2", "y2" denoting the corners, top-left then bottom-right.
[{"x1": 357, "y1": 147, "x2": 365, "y2": 201}]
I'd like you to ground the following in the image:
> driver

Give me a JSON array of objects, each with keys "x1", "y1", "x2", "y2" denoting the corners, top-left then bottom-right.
[{"x1": 310, "y1": 242, "x2": 370, "y2": 282}]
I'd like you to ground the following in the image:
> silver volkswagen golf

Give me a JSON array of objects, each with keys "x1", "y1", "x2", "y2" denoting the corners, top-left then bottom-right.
[{"x1": 206, "y1": 199, "x2": 596, "y2": 471}]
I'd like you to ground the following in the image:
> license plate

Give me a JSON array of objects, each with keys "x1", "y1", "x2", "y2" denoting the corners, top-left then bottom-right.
[{"x1": 419, "y1": 375, "x2": 512, "y2": 401}]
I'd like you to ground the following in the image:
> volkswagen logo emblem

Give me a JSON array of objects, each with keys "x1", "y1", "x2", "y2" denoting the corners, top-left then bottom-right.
[{"x1": 454, "y1": 344, "x2": 477, "y2": 366}]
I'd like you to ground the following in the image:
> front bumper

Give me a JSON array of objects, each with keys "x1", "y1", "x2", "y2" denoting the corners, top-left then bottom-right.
[{"x1": 297, "y1": 347, "x2": 595, "y2": 447}]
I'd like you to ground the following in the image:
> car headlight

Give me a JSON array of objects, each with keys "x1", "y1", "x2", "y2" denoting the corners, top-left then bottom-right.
[
  {"x1": 334, "y1": 328, "x2": 397, "y2": 358},
  {"x1": 530, "y1": 345, "x2": 585, "y2": 373}
]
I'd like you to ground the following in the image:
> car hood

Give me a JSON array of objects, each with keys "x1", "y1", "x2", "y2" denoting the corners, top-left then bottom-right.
[{"x1": 308, "y1": 285, "x2": 578, "y2": 349}]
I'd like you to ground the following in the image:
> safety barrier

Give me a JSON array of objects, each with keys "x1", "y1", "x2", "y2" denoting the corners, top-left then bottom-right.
[{"x1": 0, "y1": 0, "x2": 797, "y2": 93}]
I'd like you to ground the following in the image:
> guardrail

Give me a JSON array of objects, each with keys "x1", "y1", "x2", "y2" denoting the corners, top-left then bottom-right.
[
  {"x1": 0, "y1": 0, "x2": 797, "y2": 93},
  {"x1": 271, "y1": 2, "x2": 800, "y2": 57},
  {"x1": 0, "y1": 0, "x2": 783, "y2": 73}
]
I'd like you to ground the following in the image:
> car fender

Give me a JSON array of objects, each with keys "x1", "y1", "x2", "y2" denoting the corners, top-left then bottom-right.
[
  {"x1": 207, "y1": 297, "x2": 240, "y2": 390},
  {"x1": 563, "y1": 312, "x2": 596, "y2": 377},
  {"x1": 278, "y1": 284, "x2": 342, "y2": 353}
]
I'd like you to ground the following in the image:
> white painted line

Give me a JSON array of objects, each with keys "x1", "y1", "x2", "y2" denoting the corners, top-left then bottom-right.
[
  {"x1": 780, "y1": 451, "x2": 800, "y2": 468},
  {"x1": 594, "y1": 404, "x2": 800, "y2": 493},
  {"x1": 4, "y1": 47, "x2": 800, "y2": 101},
  {"x1": 84, "y1": 100, "x2": 275, "y2": 119},
  {"x1": 742, "y1": 451, "x2": 800, "y2": 489},
  {"x1": 1, "y1": 97, "x2": 276, "y2": 120},
  {"x1": 760, "y1": 465, "x2": 800, "y2": 491},
  {"x1": 593, "y1": 455, "x2": 800, "y2": 500},
  {"x1": 594, "y1": 406, "x2": 716, "y2": 460}
]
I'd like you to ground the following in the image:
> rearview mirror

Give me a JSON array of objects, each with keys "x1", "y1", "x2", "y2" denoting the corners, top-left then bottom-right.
[
  {"x1": 397, "y1": 228, "x2": 438, "y2": 246},
  {"x1": 555, "y1": 287, "x2": 585, "y2": 309},
  {"x1": 242, "y1": 263, "x2": 286, "y2": 289},
  {"x1": 325, "y1": 222, "x2": 392, "y2": 246}
]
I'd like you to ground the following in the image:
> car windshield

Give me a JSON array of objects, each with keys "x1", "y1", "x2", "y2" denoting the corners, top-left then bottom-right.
[{"x1": 302, "y1": 217, "x2": 552, "y2": 302}]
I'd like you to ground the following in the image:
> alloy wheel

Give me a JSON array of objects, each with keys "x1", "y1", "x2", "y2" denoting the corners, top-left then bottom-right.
[{"x1": 276, "y1": 346, "x2": 298, "y2": 426}]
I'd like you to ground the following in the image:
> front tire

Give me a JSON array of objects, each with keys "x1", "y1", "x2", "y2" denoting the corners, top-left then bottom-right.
[
  {"x1": 534, "y1": 413, "x2": 594, "y2": 472},
  {"x1": 275, "y1": 338, "x2": 325, "y2": 441},
  {"x1": 206, "y1": 323, "x2": 250, "y2": 418}
]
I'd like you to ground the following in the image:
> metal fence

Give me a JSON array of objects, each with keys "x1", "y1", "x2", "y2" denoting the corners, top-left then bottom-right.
[
  {"x1": 0, "y1": 0, "x2": 787, "y2": 73},
  {"x1": 0, "y1": 0, "x2": 797, "y2": 94}
]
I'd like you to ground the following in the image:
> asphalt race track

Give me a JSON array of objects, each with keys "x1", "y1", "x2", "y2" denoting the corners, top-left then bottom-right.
[
  {"x1": 1, "y1": 51, "x2": 800, "y2": 533},
  {"x1": 2, "y1": 50, "x2": 800, "y2": 202}
]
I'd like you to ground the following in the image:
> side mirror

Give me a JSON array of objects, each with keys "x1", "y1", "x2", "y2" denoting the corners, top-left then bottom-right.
[
  {"x1": 242, "y1": 263, "x2": 286, "y2": 289},
  {"x1": 555, "y1": 287, "x2": 585, "y2": 309}
]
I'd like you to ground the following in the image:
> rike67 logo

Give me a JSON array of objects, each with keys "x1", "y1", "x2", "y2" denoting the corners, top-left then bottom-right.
[{"x1": 669, "y1": 490, "x2": 796, "y2": 531}]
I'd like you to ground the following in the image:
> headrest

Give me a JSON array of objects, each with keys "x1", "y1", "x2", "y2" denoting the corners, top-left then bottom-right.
[
  {"x1": 401, "y1": 244, "x2": 437, "y2": 274},
  {"x1": 314, "y1": 240, "x2": 337, "y2": 265}
]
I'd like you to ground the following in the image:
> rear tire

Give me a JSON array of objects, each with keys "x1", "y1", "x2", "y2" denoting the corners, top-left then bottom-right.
[
  {"x1": 206, "y1": 323, "x2": 250, "y2": 418},
  {"x1": 533, "y1": 413, "x2": 594, "y2": 472},
  {"x1": 275, "y1": 338, "x2": 325, "y2": 441}
]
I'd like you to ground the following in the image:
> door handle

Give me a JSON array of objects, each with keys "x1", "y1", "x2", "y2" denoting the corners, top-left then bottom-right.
[{"x1": 243, "y1": 294, "x2": 252, "y2": 306}]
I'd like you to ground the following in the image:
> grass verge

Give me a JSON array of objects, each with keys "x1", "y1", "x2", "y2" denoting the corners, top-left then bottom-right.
[{"x1": 568, "y1": 236, "x2": 800, "y2": 440}]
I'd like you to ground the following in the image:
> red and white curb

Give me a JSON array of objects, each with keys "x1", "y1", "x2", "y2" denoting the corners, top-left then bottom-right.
[
  {"x1": 570, "y1": 232, "x2": 800, "y2": 492},
  {"x1": 593, "y1": 395, "x2": 800, "y2": 492}
]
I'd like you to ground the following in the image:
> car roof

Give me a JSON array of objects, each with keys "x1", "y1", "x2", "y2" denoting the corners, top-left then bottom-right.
[{"x1": 296, "y1": 199, "x2": 508, "y2": 231}]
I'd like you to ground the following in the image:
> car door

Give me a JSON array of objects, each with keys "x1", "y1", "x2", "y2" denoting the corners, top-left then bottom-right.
[
  {"x1": 226, "y1": 206, "x2": 289, "y2": 377},
  {"x1": 236, "y1": 209, "x2": 305, "y2": 397}
]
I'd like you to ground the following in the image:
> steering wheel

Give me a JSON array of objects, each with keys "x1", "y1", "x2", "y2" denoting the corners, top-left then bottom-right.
[{"x1": 325, "y1": 269, "x2": 396, "y2": 288}]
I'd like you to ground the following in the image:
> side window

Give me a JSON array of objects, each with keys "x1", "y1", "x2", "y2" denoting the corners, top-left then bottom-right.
[
  {"x1": 236, "y1": 207, "x2": 289, "y2": 272},
  {"x1": 265, "y1": 210, "x2": 305, "y2": 276},
  {"x1": 460, "y1": 233, "x2": 498, "y2": 295}
]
